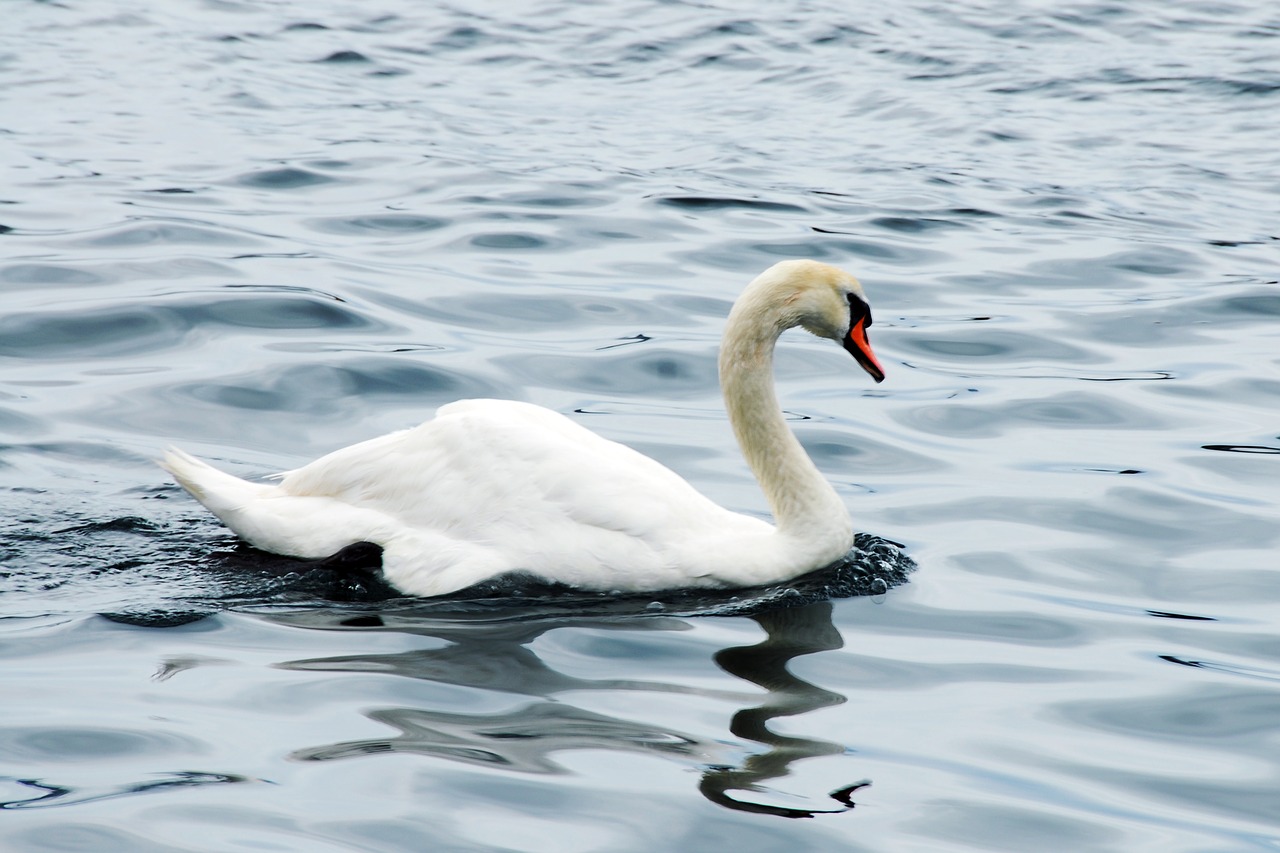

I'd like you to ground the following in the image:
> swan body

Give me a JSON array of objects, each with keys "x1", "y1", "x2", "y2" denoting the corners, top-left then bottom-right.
[{"x1": 162, "y1": 259, "x2": 886, "y2": 597}]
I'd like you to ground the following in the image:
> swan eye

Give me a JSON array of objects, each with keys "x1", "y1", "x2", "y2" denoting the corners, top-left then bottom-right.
[{"x1": 847, "y1": 294, "x2": 872, "y2": 328}]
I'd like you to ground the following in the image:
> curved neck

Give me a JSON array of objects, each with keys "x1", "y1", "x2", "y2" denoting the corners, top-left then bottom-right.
[{"x1": 718, "y1": 286, "x2": 851, "y2": 543}]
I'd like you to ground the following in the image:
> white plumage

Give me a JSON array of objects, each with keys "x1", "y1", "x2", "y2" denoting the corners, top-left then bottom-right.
[{"x1": 162, "y1": 259, "x2": 886, "y2": 597}]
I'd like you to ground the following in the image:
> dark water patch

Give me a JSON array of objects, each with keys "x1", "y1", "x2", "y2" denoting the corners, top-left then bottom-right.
[
  {"x1": 53, "y1": 516, "x2": 159, "y2": 536},
  {"x1": 656, "y1": 196, "x2": 807, "y2": 213},
  {"x1": 457, "y1": 190, "x2": 612, "y2": 209},
  {"x1": 306, "y1": 213, "x2": 448, "y2": 235},
  {"x1": 686, "y1": 236, "x2": 927, "y2": 270},
  {"x1": 1097, "y1": 69, "x2": 1280, "y2": 97},
  {"x1": 1090, "y1": 289, "x2": 1280, "y2": 347},
  {"x1": 0, "y1": 264, "x2": 106, "y2": 286},
  {"x1": 869, "y1": 216, "x2": 967, "y2": 234},
  {"x1": 1206, "y1": 238, "x2": 1275, "y2": 248},
  {"x1": 181, "y1": 359, "x2": 496, "y2": 414},
  {"x1": 0, "y1": 408, "x2": 43, "y2": 437},
  {"x1": 910, "y1": 363, "x2": 1173, "y2": 383},
  {"x1": 666, "y1": 294, "x2": 734, "y2": 318},
  {"x1": 867, "y1": 46, "x2": 957, "y2": 72},
  {"x1": 0, "y1": 306, "x2": 174, "y2": 360},
  {"x1": 898, "y1": 329, "x2": 1089, "y2": 362},
  {"x1": 317, "y1": 50, "x2": 369, "y2": 63},
  {"x1": 0, "y1": 726, "x2": 199, "y2": 763},
  {"x1": 78, "y1": 220, "x2": 261, "y2": 249},
  {"x1": 1035, "y1": 598, "x2": 1219, "y2": 622},
  {"x1": 283, "y1": 21, "x2": 329, "y2": 32},
  {"x1": 0, "y1": 438, "x2": 144, "y2": 466},
  {"x1": 230, "y1": 252, "x2": 316, "y2": 261},
  {"x1": 195, "y1": 294, "x2": 373, "y2": 330},
  {"x1": 502, "y1": 349, "x2": 719, "y2": 399},
  {"x1": 755, "y1": 239, "x2": 842, "y2": 259},
  {"x1": 417, "y1": 293, "x2": 680, "y2": 331},
  {"x1": 1204, "y1": 294, "x2": 1280, "y2": 319},
  {"x1": 0, "y1": 224, "x2": 14, "y2": 234},
  {"x1": 303, "y1": 159, "x2": 360, "y2": 171},
  {"x1": 202, "y1": 295, "x2": 368, "y2": 327},
  {"x1": 617, "y1": 40, "x2": 668, "y2": 65},
  {"x1": 1010, "y1": 192, "x2": 1089, "y2": 212},
  {"x1": 1054, "y1": 210, "x2": 1103, "y2": 223},
  {"x1": 1202, "y1": 444, "x2": 1280, "y2": 455},
  {"x1": 985, "y1": 130, "x2": 1025, "y2": 143},
  {"x1": 690, "y1": 51, "x2": 768, "y2": 72},
  {"x1": 816, "y1": 231, "x2": 947, "y2": 264},
  {"x1": 0, "y1": 295, "x2": 377, "y2": 360},
  {"x1": 815, "y1": 651, "x2": 1082, "y2": 692},
  {"x1": 233, "y1": 167, "x2": 337, "y2": 190},
  {"x1": 809, "y1": 23, "x2": 873, "y2": 46},
  {"x1": 1148, "y1": 611, "x2": 1216, "y2": 622},
  {"x1": 431, "y1": 25, "x2": 495, "y2": 52},
  {"x1": 702, "y1": 20, "x2": 763, "y2": 38},
  {"x1": 468, "y1": 232, "x2": 550, "y2": 250},
  {"x1": 856, "y1": 600, "x2": 1083, "y2": 646},
  {"x1": 1109, "y1": 256, "x2": 1197, "y2": 278},
  {"x1": 902, "y1": 488, "x2": 1273, "y2": 549},
  {"x1": 974, "y1": 248, "x2": 1203, "y2": 295},
  {"x1": 800, "y1": 429, "x2": 944, "y2": 476},
  {"x1": 1159, "y1": 656, "x2": 1280, "y2": 684},
  {"x1": 893, "y1": 391, "x2": 1166, "y2": 438},
  {"x1": 1057, "y1": 686, "x2": 1280, "y2": 742},
  {"x1": 913, "y1": 802, "x2": 1121, "y2": 852},
  {"x1": 265, "y1": 341, "x2": 445, "y2": 355}
]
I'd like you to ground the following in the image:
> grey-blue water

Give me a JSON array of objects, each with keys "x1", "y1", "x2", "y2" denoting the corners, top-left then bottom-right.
[{"x1": 3, "y1": 0, "x2": 1279, "y2": 849}]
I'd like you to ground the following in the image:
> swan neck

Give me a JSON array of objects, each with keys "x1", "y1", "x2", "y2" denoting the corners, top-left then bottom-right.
[{"x1": 718, "y1": 292, "x2": 850, "y2": 541}]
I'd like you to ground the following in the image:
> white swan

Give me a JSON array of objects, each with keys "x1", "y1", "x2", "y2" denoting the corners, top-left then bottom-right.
[{"x1": 161, "y1": 259, "x2": 886, "y2": 597}]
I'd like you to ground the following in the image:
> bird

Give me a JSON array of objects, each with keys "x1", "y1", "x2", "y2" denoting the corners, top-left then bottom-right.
[{"x1": 161, "y1": 259, "x2": 886, "y2": 598}]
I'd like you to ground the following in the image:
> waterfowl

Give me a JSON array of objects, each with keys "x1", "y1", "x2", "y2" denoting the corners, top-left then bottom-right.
[{"x1": 162, "y1": 259, "x2": 886, "y2": 597}]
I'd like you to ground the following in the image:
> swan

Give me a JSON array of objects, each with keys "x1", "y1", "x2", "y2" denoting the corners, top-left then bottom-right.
[{"x1": 161, "y1": 259, "x2": 886, "y2": 597}]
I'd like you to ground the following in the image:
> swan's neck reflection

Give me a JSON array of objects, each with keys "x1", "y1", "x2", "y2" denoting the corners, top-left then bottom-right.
[
  {"x1": 275, "y1": 600, "x2": 862, "y2": 818},
  {"x1": 702, "y1": 601, "x2": 864, "y2": 818}
]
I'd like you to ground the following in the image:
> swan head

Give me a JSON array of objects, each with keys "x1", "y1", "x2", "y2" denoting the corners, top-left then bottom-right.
[{"x1": 749, "y1": 259, "x2": 886, "y2": 383}]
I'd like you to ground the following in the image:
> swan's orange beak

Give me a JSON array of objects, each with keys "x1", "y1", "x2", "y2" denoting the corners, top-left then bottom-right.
[{"x1": 843, "y1": 318, "x2": 885, "y2": 383}]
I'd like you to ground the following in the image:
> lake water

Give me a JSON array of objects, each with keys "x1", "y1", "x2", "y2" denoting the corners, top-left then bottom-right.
[{"x1": 3, "y1": 0, "x2": 1279, "y2": 849}]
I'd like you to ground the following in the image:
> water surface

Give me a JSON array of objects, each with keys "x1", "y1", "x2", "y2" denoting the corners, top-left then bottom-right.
[{"x1": 2, "y1": 0, "x2": 1279, "y2": 849}]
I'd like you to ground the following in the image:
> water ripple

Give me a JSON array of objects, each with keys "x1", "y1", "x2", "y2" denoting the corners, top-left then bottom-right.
[
  {"x1": 0, "y1": 294, "x2": 380, "y2": 360},
  {"x1": 232, "y1": 167, "x2": 339, "y2": 190},
  {"x1": 4, "y1": 0, "x2": 1279, "y2": 848}
]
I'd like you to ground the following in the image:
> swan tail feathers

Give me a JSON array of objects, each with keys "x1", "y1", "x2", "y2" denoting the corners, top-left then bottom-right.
[{"x1": 159, "y1": 447, "x2": 273, "y2": 517}]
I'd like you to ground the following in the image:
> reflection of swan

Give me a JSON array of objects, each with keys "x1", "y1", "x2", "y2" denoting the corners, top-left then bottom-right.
[
  {"x1": 273, "y1": 610, "x2": 747, "y2": 702},
  {"x1": 702, "y1": 602, "x2": 867, "y2": 818},
  {"x1": 162, "y1": 260, "x2": 886, "y2": 597},
  {"x1": 293, "y1": 702, "x2": 705, "y2": 773},
  {"x1": 274, "y1": 601, "x2": 866, "y2": 817},
  {"x1": 278, "y1": 611, "x2": 732, "y2": 771}
]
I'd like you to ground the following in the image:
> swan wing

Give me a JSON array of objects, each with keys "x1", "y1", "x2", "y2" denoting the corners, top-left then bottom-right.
[{"x1": 277, "y1": 400, "x2": 757, "y2": 552}]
